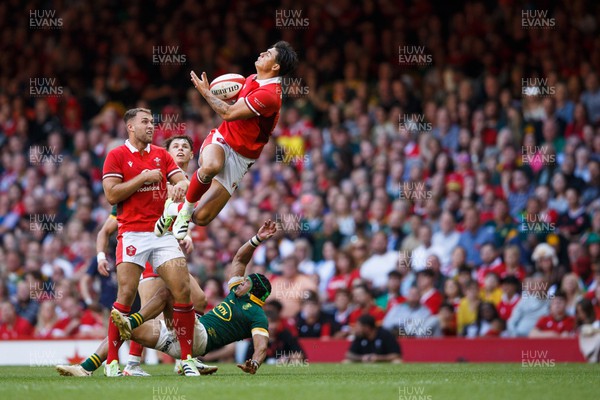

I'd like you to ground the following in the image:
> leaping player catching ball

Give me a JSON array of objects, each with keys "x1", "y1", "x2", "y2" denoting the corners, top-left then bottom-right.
[{"x1": 154, "y1": 41, "x2": 298, "y2": 239}]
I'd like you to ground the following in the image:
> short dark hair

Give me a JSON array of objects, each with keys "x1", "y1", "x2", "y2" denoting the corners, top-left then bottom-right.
[
  {"x1": 123, "y1": 108, "x2": 151, "y2": 124},
  {"x1": 357, "y1": 314, "x2": 376, "y2": 329},
  {"x1": 553, "y1": 290, "x2": 567, "y2": 301},
  {"x1": 272, "y1": 41, "x2": 298, "y2": 76},
  {"x1": 164, "y1": 135, "x2": 193, "y2": 151},
  {"x1": 249, "y1": 273, "x2": 272, "y2": 302}
]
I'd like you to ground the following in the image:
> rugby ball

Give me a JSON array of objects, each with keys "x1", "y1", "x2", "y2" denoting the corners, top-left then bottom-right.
[{"x1": 210, "y1": 73, "x2": 245, "y2": 101}]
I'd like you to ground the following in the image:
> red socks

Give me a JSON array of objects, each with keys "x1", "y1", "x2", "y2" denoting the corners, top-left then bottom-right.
[
  {"x1": 173, "y1": 302, "x2": 195, "y2": 359},
  {"x1": 107, "y1": 302, "x2": 131, "y2": 363},
  {"x1": 129, "y1": 341, "x2": 144, "y2": 358},
  {"x1": 185, "y1": 170, "x2": 211, "y2": 203}
]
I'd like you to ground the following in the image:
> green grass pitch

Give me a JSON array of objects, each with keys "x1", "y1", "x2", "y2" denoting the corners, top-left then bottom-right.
[{"x1": 0, "y1": 363, "x2": 598, "y2": 400}]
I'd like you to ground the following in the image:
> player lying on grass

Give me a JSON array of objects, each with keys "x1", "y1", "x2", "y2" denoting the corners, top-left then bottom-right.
[
  {"x1": 89, "y1": 135, "x2": 206, "y2": 376},
  {"x1": 56, "y1": 220, "x2": 277, "y2": 377},
  {"x1": 154, "y1": 41, "x2": 298, "y2": 239}
]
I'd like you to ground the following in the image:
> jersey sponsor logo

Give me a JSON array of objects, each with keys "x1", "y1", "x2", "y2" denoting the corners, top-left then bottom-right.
[
  {"x1": 128, "y1": 161, "x2": 133, "y2": 167},
  {"x1": 212, "y1": 302, "x2": 233, "y2": 322},
  {"x1": 216, "y1": 137, "x2": 226, "y2": 145},
  {"x1": 207, "y1": 327, "x2": 217, "y2": 337},
  {"x1": 126, "y1": 245, "x2": 137, "y2": 256},
  {"x1": 242, "y1": 303, "x2": 252, "y2": 310},
  {"x1": 136, "y1": 184, "x2": 161, "y2": 192}
]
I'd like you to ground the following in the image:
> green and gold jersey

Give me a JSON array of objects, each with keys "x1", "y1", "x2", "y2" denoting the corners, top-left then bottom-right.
[
  {"x1": 199, "y1": 277, "x2": 269, "y2": 353},
  {"x1": 110, "y1": 205, "x2": 117, "y2": 219}
]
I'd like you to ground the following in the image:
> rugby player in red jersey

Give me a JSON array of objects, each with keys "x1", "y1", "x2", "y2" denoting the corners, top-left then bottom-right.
[
  {"x1": 154, "y1": 41, "x2": 298, "y2": 239},
  {"x1": 84, "y1": 135, "x2": 212, "y2": 376},
  {"x1": 101, "y1": 108, "x2": 200, "y2": 376}
]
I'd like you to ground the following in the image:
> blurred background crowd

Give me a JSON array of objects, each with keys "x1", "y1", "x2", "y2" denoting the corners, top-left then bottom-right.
[{"x1": 1, "y1": 0, "x2": 600, "y2": 353}]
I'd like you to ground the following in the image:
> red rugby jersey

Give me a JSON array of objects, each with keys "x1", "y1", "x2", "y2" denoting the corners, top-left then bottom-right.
[
  {"x1": 218, "y1": 74, "x2": 282, "y2": 159},
  {"x1": 534, "y1": 315, "x2": 576, "y2": 334},
  {"x1": 102, "y1": 140, "x2": 182, "y2": 233}
]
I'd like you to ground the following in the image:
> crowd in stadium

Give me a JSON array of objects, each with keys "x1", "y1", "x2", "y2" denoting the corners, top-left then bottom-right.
[{"x1": 1, "y1": 0, "x2": 600, "y2": 358}]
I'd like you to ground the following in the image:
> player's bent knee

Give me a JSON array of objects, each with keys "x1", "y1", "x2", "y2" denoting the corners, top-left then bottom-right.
[{"x1": 198, "y1": 160, "x2": 223, "y2": 178}]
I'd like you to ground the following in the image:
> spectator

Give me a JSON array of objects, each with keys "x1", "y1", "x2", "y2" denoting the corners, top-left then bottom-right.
[
  {"x1": 456, "y1": 281, "x2": 480, "y2": 336},
  {"x1": 359, "y1": 231, "x2": 398, "y2": 291},
  {"x1": 382, "y1": 287, "x2": 437, "y2": 337},
  {"x1": 457, "y1": 208, "x2": 494, "y2": 268},
  {"x1": 497, "y1": 276, "x2": 521, "y2": 322},
  {"x1": 416, "y1": 269, "x2": 443, "y2": 315},
  {"x1": 344, "y1": 315, "x2": 401, "y2": 363},
  {"x1": 348, "y1": 285, "x2": 386, "y2": 327},
  {"x1": 49, "y1": 296, "x2": 103, "y2": 338},
  {"x1": 12, "y1": 280, "x2": 39, "y2": 326},
  {"x1": 411, "y1": 225, "x2": 435, "y2": 271},
  {"x1": 375, "y1": 270, "x2": 405, "y2": 311},
  {"x1": 476, "y1": 243, "x2": 503, "y2": 286},
  {"x1": 529, "y1": 292, "x2": 576, "y2": 338},
  {"x1": 331, "y1": 289, "x2": 353, "y2": 338},
  {"x1": 507, "y1": 275, "x2": 551, "y2": 337},
  {"x1": 443, "y1": 279, "x2": 462, "y2": 309},
  {"x1": 492, "y1": 245, "x2": 527, "y2": 283},
  {"x1": 559, "y1": 273, "x2": 583, "y2": 316},
  {"x1": 464, "y1": 302, "x2": 502, "y2": 338},
  {"x1": 580, "y1": 73, "x2": 600, "y2": 125},
  {"x1": 576, "y1": 298, "x2": 600, "y2": 363},
  {"x1": 202, "y1": 277, "x2": 225, "y2": 312},
  {"x1": 34, "y1": 300, "x2": 58, "y2": 338},
  {"x1": 296, "y1": 291, "x2": 336, "y2": 338},
  {"x1": 506, "y1": 169, "x2": 534, "y2": 220},
  {"x1": 326, "y1": 250, "x2": 360, "y2": 303},
  {"x1": 0, "y1": 301, "x2": 34, "y2": 339},
  {"x1": 431, "y1": 211, "x2": 461, "y2": 267},
  {"x1": 480, "y1": 273, "x2": 502, "y2": 306},
  {"x1": 557, "y1": 187, "x2": 590, "y2": 240},
  {"x1": 293, "y1": 238, "x2": 316, "y2": 276},
  {"x1": 270, "y1": 256, "x2": 318, "y2": 320},
  {"x1": 437, "y1": 303, "x2": 457, "y2": 337},
  {"x1": 532, "y1": 243, "x2": 561, "y2": 289}
]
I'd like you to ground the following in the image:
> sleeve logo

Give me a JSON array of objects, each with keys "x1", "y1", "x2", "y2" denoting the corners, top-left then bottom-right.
[{"x1": 212, "y1": 302, "x2": 232, "y2": 322}]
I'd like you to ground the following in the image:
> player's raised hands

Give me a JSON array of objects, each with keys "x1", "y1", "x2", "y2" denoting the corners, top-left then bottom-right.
[
  {"x1": 190, "y1": 71, "x2": 209, "y2": 95},
  {"x1": 257, "y1": 219, "x2": 277, "y2": 241}
]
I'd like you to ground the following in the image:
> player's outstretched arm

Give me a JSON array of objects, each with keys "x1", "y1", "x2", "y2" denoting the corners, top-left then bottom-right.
[
  {"x1": 237, "y1": 334, "x2": 268, "y2": 374},
  {"x1": 190, "y1": 71, "x2": 256, "y2": 121},
  {"x1": 230, "y1": 220, "x2": 277, "y2": 278},
  {"x1": 96, "y1": 215, "x2": 118, "y2": 277},
  {"x1": 103, "y1": 170, "x2": 162, "y2": 205}
]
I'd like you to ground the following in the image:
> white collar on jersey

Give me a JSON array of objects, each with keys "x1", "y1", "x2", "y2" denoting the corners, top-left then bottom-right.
[
  {"x1": 125, "y1": 139, "x2": 151, "y2": 154},
  {"x1": 254, "y1": 76, "x2": 282, "y2": 86}
]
